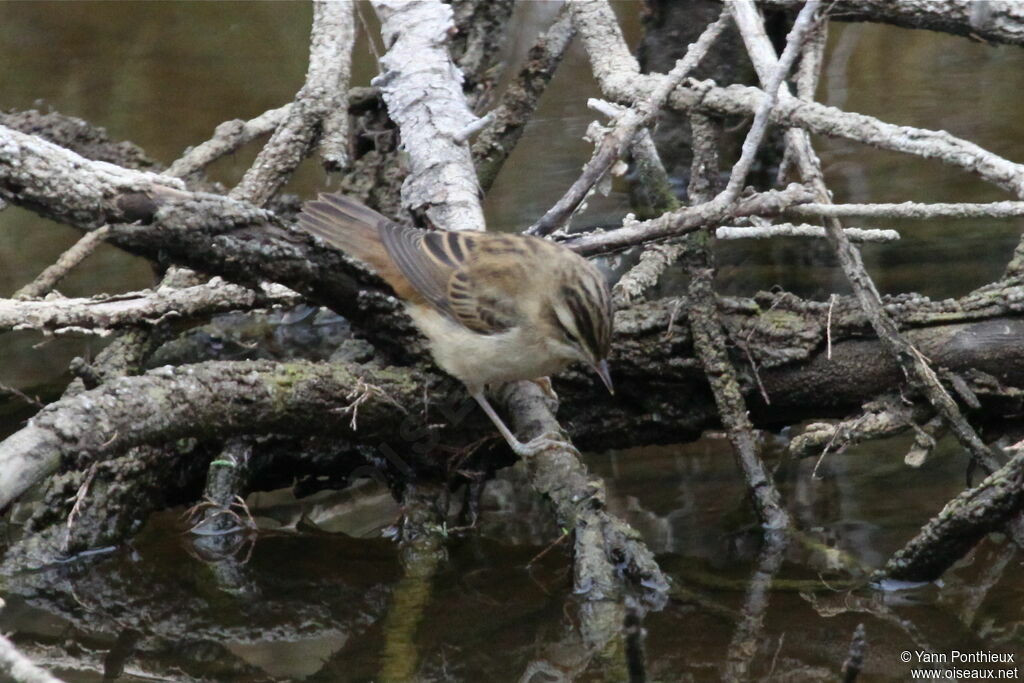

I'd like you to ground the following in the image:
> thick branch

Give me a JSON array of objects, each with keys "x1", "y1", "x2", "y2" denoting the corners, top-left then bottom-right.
[
  {"x1": 0, "y1": 360, "x2": 419, "y2": 510},
  {"x1": 759, "y1": 0, "x2": 1024, "y2": 47},
  {"x1": 0, "y1": 123, "x2": 416, "y2": 355},
  {"x1": 370, "y1": 0, "x2": 485, "y2": 231}
]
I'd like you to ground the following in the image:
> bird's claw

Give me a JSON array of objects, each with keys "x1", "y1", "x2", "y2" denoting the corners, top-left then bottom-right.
[{"x1": 510, "y1": 431, "x2": 574, "y2": 457}]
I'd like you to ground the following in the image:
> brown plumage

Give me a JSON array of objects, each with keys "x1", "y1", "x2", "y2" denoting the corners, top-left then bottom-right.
[{"x1": 298, "y1": 192, "x2": 613, "y2": 455}]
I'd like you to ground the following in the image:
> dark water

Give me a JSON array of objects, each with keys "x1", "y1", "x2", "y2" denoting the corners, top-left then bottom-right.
[{"x1": 1, "y1": 2, "x2": 1023, "y2": 681}]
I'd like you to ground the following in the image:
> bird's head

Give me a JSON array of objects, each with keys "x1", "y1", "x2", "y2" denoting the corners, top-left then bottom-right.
[{"x1": 548, "y1": 258, "x2": 614, "y2": 394}]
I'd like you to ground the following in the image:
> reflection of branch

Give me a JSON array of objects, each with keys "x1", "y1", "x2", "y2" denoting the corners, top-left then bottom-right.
[
  {"x1": 724, "y1": 530, "x2": 790, "y2": 680},
  {"x1": 947, "y1": 538, "x2": 1015, "y2": 630},
  {"x1": 0, "y1": 633, "x2": 67, "y2": 683},
  {"x1": 840, "y1": 624, "x2": 867, "y2": 683},
  {"x1": 380, "y1": 483, "x2": 447, "y2": 683}
]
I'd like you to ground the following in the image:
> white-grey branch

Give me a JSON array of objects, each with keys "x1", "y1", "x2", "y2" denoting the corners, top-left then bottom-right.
[{"x1": 370, "y1": 0, "x2": 486, "y2": 231}]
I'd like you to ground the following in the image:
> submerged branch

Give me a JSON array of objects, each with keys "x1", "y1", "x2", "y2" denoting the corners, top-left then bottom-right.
[{"x1": 879, "y1": 447, "x2": 1024, "y2": 583}]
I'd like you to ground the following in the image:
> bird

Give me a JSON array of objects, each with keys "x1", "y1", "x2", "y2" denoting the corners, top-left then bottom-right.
[{"x1": 296, "y1": 192, "x2": 614, "y2": 456}]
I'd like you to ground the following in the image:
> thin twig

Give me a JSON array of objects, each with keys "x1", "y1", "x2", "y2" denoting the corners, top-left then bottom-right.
[
  {"x1": 528, "y1": 10, "x2": 730, "y2": 236},
  {"x1": 715, "y1": 223, "x2": 898, "y2": 242},
  {"x1": 165, "y1": 105, "x2": 291, "y2": 179},
  {"x1": 716, "y1": 0, "x2": 822, "y2": 206},
  {"x1": 13, "y1": 225, "x2": 112, "y2": 300},
  {"x1": 732, "y1": 0, "x2": 1002, "y2": 474},
  {"x1": 788, "y1": 200, "x2": 1024, "y2": 220}
]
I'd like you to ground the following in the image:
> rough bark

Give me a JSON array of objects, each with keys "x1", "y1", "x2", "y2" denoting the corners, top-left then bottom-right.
[
  {"x1": 6, "y1": 289, "x2": 1024, "y2": 515},
  {"x1": 0, "y1": 281, "x2": 298, "y2": 336},
  {"x1": 370, "y1": 0, "x2": 486, "y2": 232},
  {"x1": 759, "y1": 0, "x2": 1024, "y2": 47},
  {"x1": 879, "y1": 448, "x2": 1024, "y2": 583}
]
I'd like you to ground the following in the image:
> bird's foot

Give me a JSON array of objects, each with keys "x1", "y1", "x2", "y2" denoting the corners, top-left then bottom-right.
[{"x1": 510, "y1": 430, "x2": 576, "y2": 457}]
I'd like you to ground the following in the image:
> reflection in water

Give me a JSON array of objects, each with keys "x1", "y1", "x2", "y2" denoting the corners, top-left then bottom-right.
[
  {"x1": 1, "y1": 441, "x2": 1021, "y2": 680},
  {"x1": 2, "y1": 2, "x2": 1024, "y2": 681}
]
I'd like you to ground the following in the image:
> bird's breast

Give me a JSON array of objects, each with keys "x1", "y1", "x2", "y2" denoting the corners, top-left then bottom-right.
[{"x1": 407, "y1": 304, "x2": 571, "y2": 392}]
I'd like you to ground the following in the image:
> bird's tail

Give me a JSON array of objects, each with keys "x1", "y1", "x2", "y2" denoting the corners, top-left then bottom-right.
[{"x1": 297, "y1": 193, "x2": 396, "y2": 277}]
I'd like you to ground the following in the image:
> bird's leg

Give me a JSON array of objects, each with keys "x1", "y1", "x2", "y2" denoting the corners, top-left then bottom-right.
[{"x1": 470, "y1": 391, "x2": 565, "y2": 457}]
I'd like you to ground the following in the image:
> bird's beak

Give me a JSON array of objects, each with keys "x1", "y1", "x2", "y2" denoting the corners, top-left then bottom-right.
[{"x1": 593, "y1": 359, "x2": 614, "y2": 395}]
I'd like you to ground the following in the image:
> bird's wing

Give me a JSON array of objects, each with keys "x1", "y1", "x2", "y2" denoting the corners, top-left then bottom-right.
[
  {"x1": 298, "y1": 192, "x2": 525, "y2": 335},
  {"x1": 381, "y1": 227, "x2": 524, "y2": 335},
  {"x1": 298, "y1": 193, "x2": 421, "y2": 302}
]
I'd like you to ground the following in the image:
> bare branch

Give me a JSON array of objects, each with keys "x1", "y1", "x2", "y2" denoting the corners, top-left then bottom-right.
[
  {"x1": 717, "y1": 0, "x2": 820, "y2": 204},
  {"x1": 232, "y1": 1, "x2": 356, "y2": 205},
  {"x1": 758, "y1": 0, "x2": 1024, "y2": 47},
  {"x1": 472, "y1": 7, "x2": 575, "y2": 192},
  {"x1": 731, "y1": 0, "x2": 1003, "y2": 474},
  {"x1": 562, "y1": 184, "x2": 816, "y2": 256},
  {"x1": 879, "y1": 447, "x2": 1024, "y2": 583},
  {"x1": 567, "y1": 1, "x2": 1024, "y2": 199},
  {"x1": 0, "y1": 280, "x2": 299, "y2": 336},
  {"x1": 13, "y1": 225, "x2": 112, "y2": 300},
  {"x1": 788, "y1": 201, "x2": 1024, "y2": 220},
  {"x1": 528, "y1": 9, "x2": 730, "y2": 235},
  {"x1": 716, "y1": 223, "x2": 899, "y2": 242},
  {"x1": 370, "y1": 0, "x2": 485, "y2": 231},
  {"x1": 165, "y1": 105, "x2": 291, "y2": 179},
  {"x1": 0, "y1": 634, "x2": 66, "y2": 683},
  {"x1": 319, "y1": 0, "x2": 356, "y2": 172}
]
